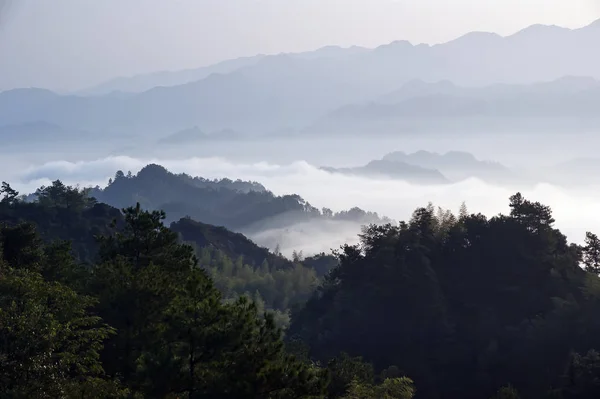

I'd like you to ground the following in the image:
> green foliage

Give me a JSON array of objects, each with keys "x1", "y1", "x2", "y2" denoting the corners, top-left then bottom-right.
[
  {"x1": 172, "y1": 216, "x2": 295, "y2": 270},
  {"x1": 0, "y1": 179, "x2": 122, "y2": 263},
  {"x1": 1, "y1": 192, "x2": 330, "y2": 398},
  {"x1": 341, "y1": 377, "x2": 416, "y2": 399},
  {"x1": 198, "y1": 246, "x2": 319, "y2": 328},
  {"x1": 35, "y1": 180, "x2": 97, "y2": 211},
  {"x1": 583, "y1": 232, "x2": 600, "y2": 274},
  {"x1": 0, "y1": 272, "x2": 121, "y2": 398},
  {"x1": 13, "y1": 178, "x2": 600, "y2": 399},
  {"x1": 0, "y1": 225, "x2": 122, "y2": 398},
  {"x1": 377, "y1": 377, "x2": 417, "y2": 399},
  {"x1": 89, "y1": 202, "x2": 328, "y2": 397},
  {"x1": 290, "y1": 195, "x2": 599, "y2": 398},
  {"x1": 174, "y1": 216, "x2": 328, "y2": 330},
  {"x1": 90, "y1": 203, "x2": 199, "y2": 386},
  {"x1": 326, "y1": 353, "x2": 375, "y2": 398}
]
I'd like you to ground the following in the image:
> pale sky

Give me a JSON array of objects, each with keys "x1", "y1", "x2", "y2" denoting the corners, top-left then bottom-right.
[{"x1": 1, "y1": 0, "x2": 599, "y2": 91}]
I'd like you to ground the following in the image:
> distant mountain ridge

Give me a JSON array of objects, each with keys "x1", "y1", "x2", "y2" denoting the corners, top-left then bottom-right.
[
  {"x1": 321, "y1": 150, "x2": 519, "y2": 185},
  {"x1": 377, "y1": 76, "x2": 600, "y2": 105},
  {"x1": 382, "y1": 150, "x2": 516, "y2": 183},
  {"x1": 4, "y1": 19, "x2": 600, "y2": 135},
  {"x1": 88, "y1": 164, "x2": 389, "y2": 232},
  {"x1": 383, "y1": 150, "x2": 507, "y2": 171},
  {"x1": 81, "y1": 45, "x2": 370, "y2": 95},
  {"x1": 310, "y1": 76, "x2": 600, "y2": 135},
  {"x1": 78, "y1": 19, "x2": 600, "y2": 94},
  {"x1": 79, "y1": 55, "x2": 267, "y2": 95},
  {"x1": 320, "y1": 160, "x2": 449, "y2": 184}
]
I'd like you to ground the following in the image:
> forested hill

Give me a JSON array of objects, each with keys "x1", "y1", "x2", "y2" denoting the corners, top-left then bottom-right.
[
  {"x1": 1, "y1": 178, "x2": 297, "y2": 271},
  {"x1": 0, "y1": 181, "x2": 123, "y2": 262},
  {"x1": 89, "y1": 163, "x2": 390, "y2": 230},
  {"x1": 6, "y1": 179, "x2": 600, "y2": 397},
  {"x1": 290, "y1": 197, "x2": 600, "y2": 398},
  {"x1": 1, "y1": 179, "x2": 343, "y2": 274},
  {"x1": 0, "y1": 180, "x2": 337, "y2": 398},
  {"x1": 171, "y1": 217, "x2": 294, "y2": 270},
  {"x1": 0, "y1": 180, "x2": 338, "y2": 329}
]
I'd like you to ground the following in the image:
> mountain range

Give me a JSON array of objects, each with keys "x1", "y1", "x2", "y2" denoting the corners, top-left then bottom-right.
[
  {"x1": 86, "y1": 163, "x2": 389, "y2": 230},
  {"x1": 2, "y1": 20, "x2": 600, "y2": 137},
  {"x1": 81, "y1": 45, "x2": 371, "y2": 95},
  {"x1": 84, "y1": 20, "x2": 600, "y2": 94},
  {"x1": 309, "y1": 76, "x2": 600, "y2": 135},
  {"x1": 320, "y1": 160, "x2": 449, "y2": 184},
  {"x1": 321, "y1": 150, "x2": 518, "y2": 185},
  {"x1": 320, "y1": 149, "x2": 600, "y2": 188}
]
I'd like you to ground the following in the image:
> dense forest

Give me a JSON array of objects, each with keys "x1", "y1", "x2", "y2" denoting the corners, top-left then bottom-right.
[{"x1": 4, "y1": 179, "x2": 600, "y2": 398}]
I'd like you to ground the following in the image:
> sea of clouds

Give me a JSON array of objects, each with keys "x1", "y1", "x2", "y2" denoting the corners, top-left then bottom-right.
[{"x1": 4, "y1": 155, "x2": 600, "y2": 256}]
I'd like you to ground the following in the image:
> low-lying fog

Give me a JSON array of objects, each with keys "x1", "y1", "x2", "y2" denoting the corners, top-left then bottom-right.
[
  {"x1": 5, "y1": 131, "x2": 600, "y2": 168},
  {"x1": 4, "y1": 134, "x2": 600, "y2": 258}
]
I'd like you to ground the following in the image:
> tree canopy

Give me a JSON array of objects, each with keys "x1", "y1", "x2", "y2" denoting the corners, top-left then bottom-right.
[{"x1": 5, "y1": 179, "x2": 600, "y2": 398}]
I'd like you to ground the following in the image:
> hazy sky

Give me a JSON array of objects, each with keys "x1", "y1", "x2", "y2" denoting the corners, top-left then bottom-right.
[{"x1": 1, "y1": 0, "x2": 599, "y2": 91}]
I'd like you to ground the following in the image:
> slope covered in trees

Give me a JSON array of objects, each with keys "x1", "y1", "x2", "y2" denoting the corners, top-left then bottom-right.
[
  {"x1": 1, "y1": 180, "x2": 123, "y2": 262},
  {"x1": 89, "y1": 164, "x2": 389, "y2": 230},
  {"x1": 0, "y1": 208, "x2": 329, "y2": 397},
  {"x1": 290, "y1": 195, "x2": 600, "y2": 398},
  {"x1": 6, "y1": 178, "x2": 600, "y2": 398},
  {"x1": 171, "y1": 217, "x2": 295, "y2": 270},
  {"x1": 0, "y1": 179, "x2": 413, "y2": 398},
  {"x1": 2, "y1": 180, "x2": 338, "y2": 329}
]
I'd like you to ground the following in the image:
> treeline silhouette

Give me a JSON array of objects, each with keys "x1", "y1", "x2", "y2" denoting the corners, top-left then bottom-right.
[
  {"x1": 3, "y1": 180, "x2": 600, "y2": 398},
  {"x1": 88, "y1": 164, "x2": 389, "y2": 229}
]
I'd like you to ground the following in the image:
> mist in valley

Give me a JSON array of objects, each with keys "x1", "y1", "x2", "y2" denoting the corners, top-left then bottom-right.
[
  {"x1": 5, "y1": 8, "x2": 600, "y2": 258},
  {"x1": 7, "y1": 2, "x2": 600, "y2": 398},
  {"x1": 5, "y1": 136, "x2": 600, "y2": 258}
]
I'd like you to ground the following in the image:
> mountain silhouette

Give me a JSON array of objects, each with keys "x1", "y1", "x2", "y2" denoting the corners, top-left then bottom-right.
[{"x1": 3, "y1": 20, "x2": 600, "y2": 135}]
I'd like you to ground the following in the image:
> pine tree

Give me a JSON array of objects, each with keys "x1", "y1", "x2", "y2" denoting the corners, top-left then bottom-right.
[
  {"x1": 583, "y1": 232, "x2": 600, "y2": 274},
  {"x1": 91, "y1": 203, "x2": 197, "y2": 387},
  {"x1": 0, "y1": 225, "x2": 122, "y2": 398},
  {"x1": 0, "y1": 182, "x2": 19, "y2": 205}
]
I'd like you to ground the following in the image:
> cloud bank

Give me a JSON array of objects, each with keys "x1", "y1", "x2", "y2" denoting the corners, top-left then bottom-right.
[{"x1": 6, "y1": 155, "x2": 600, "y2": 255}]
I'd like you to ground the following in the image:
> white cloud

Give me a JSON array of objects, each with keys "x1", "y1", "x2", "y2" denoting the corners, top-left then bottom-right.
[{"x1": 8, "y1": 155, "x2": 600, "y2": 255}]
